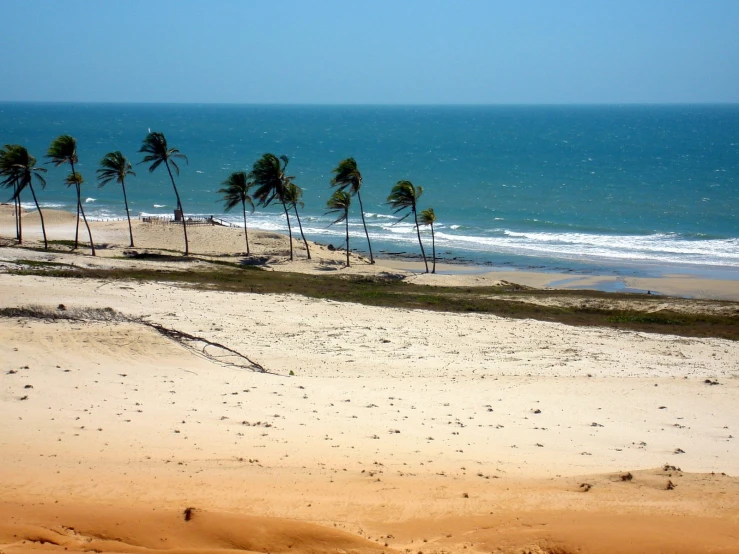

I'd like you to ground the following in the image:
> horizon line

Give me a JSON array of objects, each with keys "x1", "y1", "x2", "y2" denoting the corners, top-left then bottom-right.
[{"x1": 1, "y1": 100, "x2": 738, "y2": 107}]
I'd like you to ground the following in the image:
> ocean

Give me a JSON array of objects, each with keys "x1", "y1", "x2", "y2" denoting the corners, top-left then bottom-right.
[{"x1": 1, "y1": 103, "x2": 737, "y2": 278}]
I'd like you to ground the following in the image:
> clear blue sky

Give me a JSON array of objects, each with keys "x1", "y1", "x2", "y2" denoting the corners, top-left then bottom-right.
[{"x1": 1, "y1": 0, "x2": 737, "y2": 104}]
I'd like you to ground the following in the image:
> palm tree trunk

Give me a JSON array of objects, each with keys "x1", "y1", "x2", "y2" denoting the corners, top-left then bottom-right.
[
  {"x1": 345, "y1": 209, "x2": 350, "y2": 267},
  {"x1": 413, "y1": 208, "x2": 429, "y2": 273},
  {"x1": 13, "y1": 183, "x2": 20, "y2": 241},
  {"x1": 165, "y1": 161, "x2": 189, "y2": 255},
  {"x1": 16, "y1": 186, "x2": 22, "y2": 244},
  {"x1": 78, "y1": 196, "x2": 95, "y2": 256},
  {"x1": 292, "y1": 204, "x2": 311, "y2": 260},
  {"x1": 281, "y1": 200, "x2": 294, "y2": 261},
  {"x1": 242, "y1": 200, "x2": 250, "y2": 256},
  {"x1": 121, "y1": 180, "x2": 134, "y2": 247},
  {"x1": 356, "y1": 191, "x2": 374, "y2": 264},
  {"x1": 28, "y1": 183, "x2": 47, "y2": 249},
  {"x1": 430, "y1": 222, "x2": 436, "y2": 274},
  {"x1": 70, "y1": 160, "x2": 80, "y2": 248}
]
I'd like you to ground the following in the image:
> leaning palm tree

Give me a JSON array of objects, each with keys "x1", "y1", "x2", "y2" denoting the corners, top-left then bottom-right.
[
  {"x1": 325, "y1": 190, "x2": 351, "y2": 267},
  {"x1": 97, "y1": 151, "x2": 136, "y2": 247},
  {"x1": 0, "y1": 145, "x2": 22, "y2": 241},
  {"x1": 46, "y1": 135, "x2": 85, "y2": 248},
  {"x1": 419, "y1": 208, "x2": 437, "y2": 274},
  {"x1": 386, "y1": 180, "x2": 428, "y2": 273},
  {"x1": 0, "y1": 145, "x2": 48, "y2": 248},
  {"x1": 218, "y1": 170, "x2": 255, "y2": 255},
  {"x1": 283, "y1": 179, "x2": 311, "y2": 260},
  {"x1": 139, "y1": 132, "x2": 189, "y2": 255},
  {"x1": 64, "y1": 171, "x2": 95, "y2": 255},
  {"x1": 331, "y1": 157, "x2": 374, "y2": 263},
  {"x1": 251, "y1": 153, "x2": 294, "y2": 261}
]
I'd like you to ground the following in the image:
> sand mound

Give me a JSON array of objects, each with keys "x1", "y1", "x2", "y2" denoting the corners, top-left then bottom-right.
[{"x1": 0, "y1": 502, "x2": 386, "y2": 553}]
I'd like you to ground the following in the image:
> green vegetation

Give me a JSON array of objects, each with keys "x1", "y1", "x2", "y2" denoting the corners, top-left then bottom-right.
[
  {"x1": 98, "y1": 151, "x2": 136, "y2": 248},
  {"x1": 331, "y1": 157, "x2": 374, "y2": 263},
  {"x1": 218, "y1": 171, "x2": 255, "y2": 256},
  {"x1": 0, "y1": 145, "x2": 48, "y2": 248},
  {"x1": 139, "y1": 132, "x2": 189, "y2": 255},
  {"x1": 419, "y1": 207, "x2": 437, "y2": 274},
  {"x1": 283, "y1": 180, "x2": 311, "y2": 260},
  {"x1": 8, "y1": 259, "x2": 738, "y2": 341},
  {"x1": 387, "y1": 180, "x2": 428, "y2": 273},
  {"x1": 251, "y1": 153, "x2": 296, "y2": 261},
  {"x1": 47, "y1": 135, "x2": 95, "y2": 255},
  {"x1": 325, "y1": 190, "x2": 352, "y2": 267}
]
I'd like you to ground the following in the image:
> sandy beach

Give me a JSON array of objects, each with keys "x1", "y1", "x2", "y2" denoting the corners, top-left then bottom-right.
[{"x1": 1, "y1": 206, "x2": 738, "y2": 553}]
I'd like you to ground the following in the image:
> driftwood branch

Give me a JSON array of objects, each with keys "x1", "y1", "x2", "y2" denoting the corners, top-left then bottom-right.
[{"x1": 138, "y1": 319, "x2": 268, "y2": 373}]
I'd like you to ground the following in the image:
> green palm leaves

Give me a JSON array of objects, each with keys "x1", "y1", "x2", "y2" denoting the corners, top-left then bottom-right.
[
  {"x1": 326, "y1": 190, "x2": 352, "y2": 267},
  {"x1": 251, "y1": 153, "x2": 296, "y2": 260},
  {"x1": 98, "y1": 151, "x2": 136, "y2": 247},
  {"x1": 139, "y1": 132, "x2": 189, "y2": 255},
  {"x1": 419, "y1": 207, "x2": 437, "y2": 274},
  {"x1": 0, "y1": 145, "x2": 48, "y2": 248},
  {"x1": 97, "y1": 151, "x2": 135, "y2": 187},
  {"x1": 331, "y1": 157, "x2": 373, "y2": 263},
  {"x1": 387, "y1": 180, "x2": 428, "y2": 273},
  {"x1": 283, "y1": 180, "x2": 312, "y2": 260},
  {"x1": 64, "y1": 171, "x2": 84, "y2": 188},
  {"x1": 47, "y1": 135, "x2": 95, "y2": 255},
  {"x1": 219, "y1": 171, "x2": 255, "y2": 255}
]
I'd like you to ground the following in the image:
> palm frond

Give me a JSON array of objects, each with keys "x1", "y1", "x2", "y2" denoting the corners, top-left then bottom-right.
[
  {"x1": 64, "y1": 171, "x2": 84, "y2": 188},
  {"x1": 330, "y1": 157, "x2": 361, "y2": 194},
  {"x1": 419, "y1": 207, "x2": 436, "y2": 226},
  {"x1": 283, "y1": 180, "x2": 304, "y2": 209},
  {"x1": 1, "y1": 145, "x2": 47, "y2": 195},
  {"x1": 97, "y1": 151, "x2": 135, "y2": 187},
  {"x1": 251, "y1": 153, "x2": 285, "y2": 207},
  {"x1": 387, "y1": 180, "x2": 420, "y2": 212},
  {"x1": 45, "y1": 135, "x2": 77, "y2": 166},
  {"x1": 325, "y1": 190, "x2": 351, "y2": 225},
  {"x1": 219, "y1": 171, "x2": 254, "y2": 212}
]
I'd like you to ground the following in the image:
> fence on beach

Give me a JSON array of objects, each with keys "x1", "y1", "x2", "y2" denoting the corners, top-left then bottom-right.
[{"x1": 140, "y1": 214, "x2": 234, "y2": 227}]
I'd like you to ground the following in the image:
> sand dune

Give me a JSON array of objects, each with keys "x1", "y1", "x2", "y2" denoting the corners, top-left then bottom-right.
[{"x1": 1, "y1": 274, "x2": 738, "y2": 552}]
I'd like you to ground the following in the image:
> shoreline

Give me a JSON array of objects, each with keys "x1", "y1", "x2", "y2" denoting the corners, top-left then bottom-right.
[{"x1": 3, "y1": 204, "x2": 739, "y2": 301}]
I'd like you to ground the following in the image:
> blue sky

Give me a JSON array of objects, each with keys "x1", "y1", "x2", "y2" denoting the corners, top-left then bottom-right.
[{"x1": 1, "y1": 0, "x2": 737, "y2": 104}]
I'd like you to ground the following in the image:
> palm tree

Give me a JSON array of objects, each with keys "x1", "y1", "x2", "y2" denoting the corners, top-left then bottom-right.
[
  {"x1": 0, "y1": 145, "x2": 48, "y2": 248},
  {"x1": 97, "y1": 152, "x2": 136, "y2": 247},
  {"x1": 283, "y1": 179, "x2": 311, "y2": 260},
  {"x1": 251, "y1": 153, "x2": 295, "y2": 261},
  {"x1": 64, "y1": 171, "x2": 95, "y2": 255},
  {"x1": 218, "y1": 171, "x2": 255, "y2": 255},
  {"x1": 387, "y1": 180, "x2": 428, "y2": 273},
  {"x1": 0, "y1": 145, "x2": 21, "y2": 242},
  {"x1": 139, "y1": 132, "x2": 189, "y2": 255},
  {"x1": 419, "y1": 208, "x2": 437, "y2": 274},
  {"x1": 331, "y1": 157, "x2": 374, "y2": 263},
  {"x1": 325, "y1": 190, "x2": 351, "y2": 267},
  {"x1": 46, "y1": 135, "x2": 88, "y2": 249}
]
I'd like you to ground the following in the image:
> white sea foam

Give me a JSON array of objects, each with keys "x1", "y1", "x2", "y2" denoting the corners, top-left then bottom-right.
[
  {"x1": 85, "y1": 198, "x2": 96, "y2": 203},
  {"x1": 428, "y1": 230, "x2": 739, "y2": 267}
]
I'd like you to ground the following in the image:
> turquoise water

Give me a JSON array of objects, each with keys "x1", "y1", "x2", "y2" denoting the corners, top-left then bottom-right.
[{"x1": 1, "y1": 103, "x2": 737, "y2": 277}]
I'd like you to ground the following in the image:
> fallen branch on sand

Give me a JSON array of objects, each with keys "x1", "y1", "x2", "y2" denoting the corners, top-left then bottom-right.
[{"x1": 0, "y1": 305, "x2": 268, "y2": 373}]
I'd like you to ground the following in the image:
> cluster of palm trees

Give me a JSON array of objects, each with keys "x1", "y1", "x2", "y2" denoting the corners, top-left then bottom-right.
[
  {"x1": 221, "y1": 156, "x2": 439, "y2": 272},
  {"x1": 2, "y1": 131, "x2": 439, "y2": 273},
  {"x1": 0, "y1": 132, "x2": 187, "y2": 256}
]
